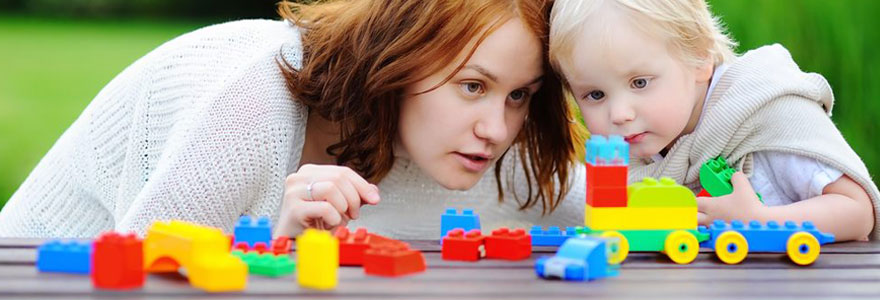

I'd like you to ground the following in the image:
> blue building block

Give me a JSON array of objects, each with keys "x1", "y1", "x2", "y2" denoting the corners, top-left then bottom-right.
[
  {"x1": 37, "y1": 240, "x2": 93, "y2": 274},
  {"x1": 585, "y1": 135, "x2": 629, "y2": 165},
  {"x1": 440, "y1": 208, "x2": 480, "y2": 242},
  {"x1": 234, "y1": 215, "x2": 272, "y2": 247},
  {"x1": 535, "y1": 236, "x2": 617, "y2": 281},
  {"x1": 699, "y1": 220, "x2": 835, "y2": 252},
  {"x1": 529, "y1": 226, "x2": 578, "y2": 246}
]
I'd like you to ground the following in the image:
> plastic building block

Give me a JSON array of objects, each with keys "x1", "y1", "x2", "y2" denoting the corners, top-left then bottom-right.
[
  {"x1": 585, "y1": 205, "x2": 697, "y2": 230},
  {"x1": 232, "y1": 251, "x2": 296, "y2": 277},
  {"x1": 696, "y1": 188, "x2": 711, "y2": 197},
  {"x1": 585, "y1": 163, "x2": 627, "y2": 188},
  {"x1": 535, "y1": 236, "x2": 617, "y2": 281},
  {"x1": 442, "y1": 229, "x2": 486, "y2": 261},
  {"x1": 37, "y1": 240, "x2": 92, "y2": 274},
  {"x1": 271, "y1": 236, "x2": 292, "y2": 255},
  {"x1": 363, "y1": 242, "x2": 426, "y2": 277},
  {"x1": 233, "y1": 241, "x2": 269, "y2": 254},
  {"x1": 143, "y1": 220, "x2": 247, "y2": 292},
  {"x1": 485, "y1": 227, "x2": 532, "y2": 260},
  {"x1": 699, "y1": 156, "x2": 764, "y2": 203},
  {"x1": 529, "y1": 226, "x2": 578, "y2": 246},
  {"x1": 585, "y1": 135, "x2": 629, "y2": 165},
  {"x1": 627, "y1": 177, "x2": 696, "y2": 207},
  {"x1": 92, "y1": 232, "x2": 144, "y2": 290},
  {"x1": 440, "y1": 208, "x2": 481, "y2": 242},
  {"x1": 586, "y1": 186, "x2": 628, "y2": 207},
  {"x1": 699, "y1": 220, "x2": 835, "y2": 265},
  {"x1": 334, "y1": 227, "x2": 373, "y2": 266},
  {"x1": 233, "y1": 215, "x2": 272, "y2": 248},
  {"x1": 297, "y1": 229, "x2": 338, "y2": 290}
]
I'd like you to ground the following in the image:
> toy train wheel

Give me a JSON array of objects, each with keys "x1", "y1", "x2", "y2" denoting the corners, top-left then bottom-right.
[
  {"x1": 715, "y1": 231, "x2": 749, "y2": 264},
  {"x1": 663, "y1": 230, "x2": 699, "y2": 264},
  {"x1": 786, "y1": 232, "x2": 820, "y2": 265},
  {"x1": 600, "y1": 231, "x2": 629, "y2": 264}
]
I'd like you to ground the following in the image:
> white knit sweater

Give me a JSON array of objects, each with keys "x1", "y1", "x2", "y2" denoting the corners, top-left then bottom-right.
[{"x1": 0, "y1": 20, "x2": 586, "y2": 239}]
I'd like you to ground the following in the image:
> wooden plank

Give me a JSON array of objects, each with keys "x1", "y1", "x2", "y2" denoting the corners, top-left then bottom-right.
[{"x1": 0, "y1": 267, "x2": 879, "y2": 298}]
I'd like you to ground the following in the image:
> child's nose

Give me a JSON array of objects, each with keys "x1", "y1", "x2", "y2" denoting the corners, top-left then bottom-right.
[{"x1": 610, "y1": 100, "x2": 635, "y2": 125}]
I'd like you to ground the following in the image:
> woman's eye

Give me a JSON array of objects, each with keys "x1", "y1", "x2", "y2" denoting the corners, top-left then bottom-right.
[
  {"x1": 461, "y1": 82, "x2": 484, "y2": 95},
  {"x1": 586, "y1": 90, "x2": 605, "y2": 101},
  {"x1": 509, "y1": 89, "x2": 528, "y2": 101},
  {"x1": 631, "y1": 78, "x2": 649, "y2": 89}
]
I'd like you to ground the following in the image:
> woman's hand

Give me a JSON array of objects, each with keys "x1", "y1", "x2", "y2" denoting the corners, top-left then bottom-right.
[{"x1": 275, "y1": 164, "x2": 381, "y2": 237}]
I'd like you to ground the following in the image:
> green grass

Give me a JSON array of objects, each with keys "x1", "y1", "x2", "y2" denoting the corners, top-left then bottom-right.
[
  {"x1": 0, "y1": 16, "x2": 205, "y2": 208},
  {"x1": 709, "y1": 0, "x2": 879, "y2": 188},
  {"x1": 1, "y1": 1, "x2": 879, "y2": 209}
]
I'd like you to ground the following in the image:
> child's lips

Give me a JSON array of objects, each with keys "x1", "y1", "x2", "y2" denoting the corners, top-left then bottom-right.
[{"x1": 624, "y1": 132, "x2": 647, "y2": 143}]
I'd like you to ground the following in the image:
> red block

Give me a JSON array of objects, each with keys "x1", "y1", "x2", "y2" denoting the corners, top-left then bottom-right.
[
  {"x1": 484, "y1": 227, "x2": 531, "y2": 260},
  {"x1": 441, "y1": 229, "x2": 485, "y2": 261},
  {"x1": 696, "y1": 188, "x2": 711, "y2": 197},
  {"x1": 363, "y1": 243, "x2": 426, "y2": 277},
  {"x1": 586, "y1": 163, "x2": 628, "y2": 188},
  {"x1": 233, "y1": 241, "x2": 269, "y2": 254},
  {"x1": 334, "y1": 227, "x2": 372, "y2": 266},
  {"x1": 271, "y1": 236, "x2": 292, "y2": 255},
  {"x1": 92, "y1": 232, "x2": 144, "y2": 290},
  {"x1": 586, "y1": 186, "x2": 628, "y2": 207}
]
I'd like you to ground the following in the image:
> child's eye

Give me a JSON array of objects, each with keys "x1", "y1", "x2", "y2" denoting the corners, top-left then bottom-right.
[
  {"x1": 631, "y1": 78, "x2": 650, "y2": 89},
  {"x1": 584, "y1": 90, "x2": 605, "y2": 101},
  {"x1": 460, "y1": 82, "x2": 485, "y2": 95}
]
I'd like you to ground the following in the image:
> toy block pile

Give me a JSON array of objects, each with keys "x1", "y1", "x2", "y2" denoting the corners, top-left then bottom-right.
[
  {"x1": 440, "y1": 208, "x2": 532, "y2": 262},
  {"x1": 584, "y1": 135, "x2": 698, "y2": 232},
  {"x1": 334, "y1": 227, "x2": 427, "y2": 277}
]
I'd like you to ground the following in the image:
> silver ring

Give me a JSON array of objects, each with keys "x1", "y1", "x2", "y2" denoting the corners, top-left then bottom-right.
[{"x1": 306, "y1": 181, "x2": 315, "y2": 201}]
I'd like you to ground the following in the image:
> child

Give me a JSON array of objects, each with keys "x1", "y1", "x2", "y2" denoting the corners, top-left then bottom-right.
[{"x1": 548, "y1": 0, "x2": 879, "y2": 241}]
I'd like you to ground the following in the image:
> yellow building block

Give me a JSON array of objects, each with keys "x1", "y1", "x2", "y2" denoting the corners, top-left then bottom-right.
[
  {"x1": 143, "y1": 220, "x2": 247, "y2": 292},
  {"x1": 627, "y1": 177, "x2": 697, "y2": 207},
  {"x1": 585, "y1": 205, "x2": 697, "y2": 230},
  {"x1": 296, "y1": 229, "x2": 338, "y2": 290}
]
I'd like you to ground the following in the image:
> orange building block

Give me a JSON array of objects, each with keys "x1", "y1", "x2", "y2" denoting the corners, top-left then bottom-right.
[
  {"x1": 585, "y1": 163, "x2": 628, "y2": 188},
  {"x1": 442, "y1": 229, "x2": 485, "y2": 261},
  {"x1": 586, "y1": 186, "x2": 628, "y2": 207}
]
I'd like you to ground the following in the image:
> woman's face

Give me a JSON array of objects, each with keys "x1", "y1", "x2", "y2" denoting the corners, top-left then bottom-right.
[{"x1": 396, "y1": 18, "x2": 544, "y2": 190}]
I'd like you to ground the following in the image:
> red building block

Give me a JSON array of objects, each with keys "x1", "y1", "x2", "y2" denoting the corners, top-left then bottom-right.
[
  {"x1": 92, "y1": 232, "x2": 144, "y2": 290},
  {"x1": 484, "y1": 227, "x2": 531, "y2": 260},
  {"x1": 271, "y1": 236, "x2": 292, "y2": 255},
  {"x1": 586, "y1": 186, "x2": 628, "y2": 207},
  {"x1": 334, "y1": 227, "x2": 372, "y2": 266},
  {"x1": 696, "y1": 188, "x2": 711, "y2": 197},
  {"x1": 586, "y1": 163, "x2": 628, "y2": 188},
  {"x1": 363, "y1": 242, "x2": 426, "y2": 277},
  {"x1": 441, "y1": 229, "x2": 485, "y2": 261},
  {"x1": 233, "y1": 241, "x2": 270, "y2": 254}
]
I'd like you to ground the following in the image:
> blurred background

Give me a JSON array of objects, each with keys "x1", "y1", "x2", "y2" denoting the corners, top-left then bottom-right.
[{"x1": 0, "y1": 0, "x2": 877, "y2": 209}]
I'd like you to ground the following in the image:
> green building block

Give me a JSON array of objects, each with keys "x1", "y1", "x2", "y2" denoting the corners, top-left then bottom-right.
[
  {"x1": 232, "y1": 250, "x2": 296, "y2": 277},
  {"x1": 576, "y1": 227, "x2": 709, "y2": 252},
  {"x1": 627, "y1": 177, "x2": 697, "y2": 207},
  {"x1": 699, "y1": 156, "x2": 763, "y2": 203}
]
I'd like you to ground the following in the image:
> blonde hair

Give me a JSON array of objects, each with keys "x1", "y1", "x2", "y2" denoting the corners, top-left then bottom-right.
[{"x1": 549, "y1": 0, "x2": 737, "y2": 80}]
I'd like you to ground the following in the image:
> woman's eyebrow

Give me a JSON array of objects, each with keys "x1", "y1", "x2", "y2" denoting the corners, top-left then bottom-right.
[{"x1": 463, "y1": 64, "x2": 498, "y2": 83}]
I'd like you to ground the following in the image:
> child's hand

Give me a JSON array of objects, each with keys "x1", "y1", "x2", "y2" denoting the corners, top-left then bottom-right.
[
  {"x1": 275, "y1": 164, "x2": 381, "y2": 237},
  {"x1": 696, "y1": 171, "x2": 765, "y2": 226}
]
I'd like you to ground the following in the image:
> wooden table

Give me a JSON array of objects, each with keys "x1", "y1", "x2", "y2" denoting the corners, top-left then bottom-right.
[{"x1": 1, "y1": 238, "x2": 879, "y2": 299}]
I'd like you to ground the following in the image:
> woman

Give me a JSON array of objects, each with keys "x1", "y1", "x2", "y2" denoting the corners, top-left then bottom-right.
[{"x1": 0, "y1": 0, "x2": 586, "y2": 239}]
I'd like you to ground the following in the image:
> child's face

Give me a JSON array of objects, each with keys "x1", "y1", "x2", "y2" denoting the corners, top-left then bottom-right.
[{"x1": 563, "y1": 12, "x2": 712, "y2": 158}]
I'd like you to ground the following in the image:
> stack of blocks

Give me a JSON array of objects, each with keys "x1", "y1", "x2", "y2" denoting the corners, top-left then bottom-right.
[
  {"x1": 334, "y1": 227, "x2": 427, "y2": 277},
  {"x1": 584, "y1": 135, "x2": 697, "y2": 233},
  {"x1": 440, "y1": 208, "x2": 481, "y2": 244},
  {"x1": 441, "y1": 227, "x2": 532, "y2": 262}
]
